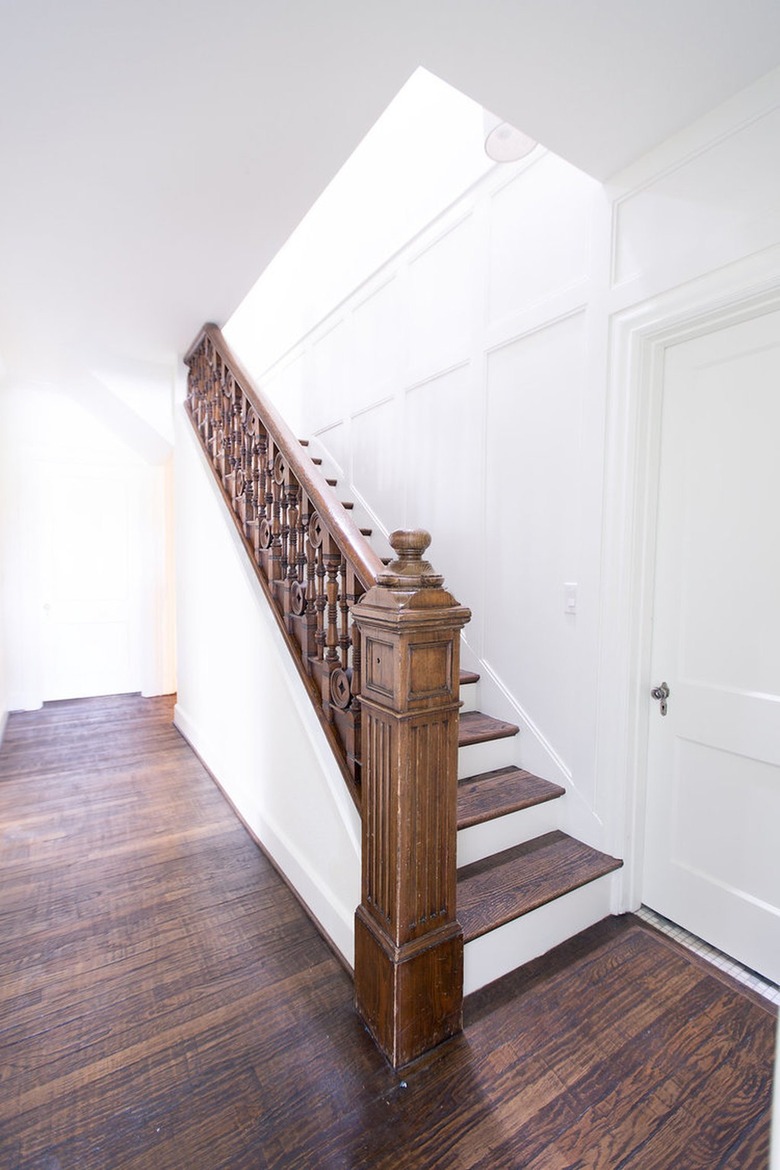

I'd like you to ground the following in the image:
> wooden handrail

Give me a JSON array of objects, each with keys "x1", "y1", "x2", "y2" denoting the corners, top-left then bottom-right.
[
  {"x1": 185, "y1": 325, "x2": 385, "y2": 588},
  {"x1": 183, "y1": 324, "x2": 385, "y2": 805}
]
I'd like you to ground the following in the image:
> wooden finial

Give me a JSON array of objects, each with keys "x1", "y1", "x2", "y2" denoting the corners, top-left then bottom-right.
[{"x1": 378, "y1": 529, "x2": 444, "y2": 588}]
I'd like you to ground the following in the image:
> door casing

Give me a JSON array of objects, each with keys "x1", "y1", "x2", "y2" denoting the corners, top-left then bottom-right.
[{"x1": 597, "y1": 253, "x2": 780, "y2": 911}]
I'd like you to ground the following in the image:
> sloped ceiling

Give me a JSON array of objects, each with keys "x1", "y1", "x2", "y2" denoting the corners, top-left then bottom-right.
[{"x1": 1, "y1": 0, "x2": 779, "y2": 396}]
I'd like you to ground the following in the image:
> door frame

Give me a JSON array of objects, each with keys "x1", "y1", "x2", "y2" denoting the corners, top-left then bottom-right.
[{"x1": 597, "y1": 250, "x2": 780, "y2": 912}]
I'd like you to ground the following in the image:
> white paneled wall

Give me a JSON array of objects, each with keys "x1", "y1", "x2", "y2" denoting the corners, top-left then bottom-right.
[
  {"x1": 221, "y1": 67, "x2": 780, "y2": 872},
  {"x1": 487, "y1": 156, "x2": 593, "y2": 325},
  {"x1": 250, "y1": 149, "x2": 605, "y2": 845}
]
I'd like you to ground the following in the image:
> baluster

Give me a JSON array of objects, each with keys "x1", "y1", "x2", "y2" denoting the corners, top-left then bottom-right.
[
  {"x1": 306, "y1": 511, "x2": 324, "y2": 664},
  {"x1": 240, "y1": 407, "x2": 256, "y2": 537},
  {"x1": 286, "y1": 478, "x2": 299, "y2": 582},
  {"x1": 297, "y1": 489, "x2": 310, "y2": 592},
  {"x1": 314, "y1": 523, "x2": 328, "y2": 664},
  {"x1": 235, "y1": 389, "x2": 250, "y2": 522},
  {"x1": 268, "y1": 446, "x2": 284, "y2": 582},
  {"x1": 323, "y1": 537, "x2": 342, "y2": 668},
  {"x1": 226, "y1": 380, "x2": 241, "y2": 502},
  {"x1": 338, "y1": 558, "x2": 351, "y2": 670},
  {"x1": 204, "y1": 377, "x2": 216, "y2": 456}
]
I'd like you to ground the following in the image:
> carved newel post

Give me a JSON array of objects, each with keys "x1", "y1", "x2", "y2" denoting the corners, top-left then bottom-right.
[{"x1": 352, "y1": 530, "x2": 471, "y2": 1067}]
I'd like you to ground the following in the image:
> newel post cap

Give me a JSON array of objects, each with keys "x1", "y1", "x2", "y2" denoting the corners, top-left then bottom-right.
[
  {"x1": 354, "y1": 529, "x2": 470, "y2": 622},
  {"x1": 377, "y1": 529, "x2": 444, "y2": 589}
]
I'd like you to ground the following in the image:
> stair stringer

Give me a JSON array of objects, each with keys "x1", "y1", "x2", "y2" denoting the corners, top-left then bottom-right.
[{"x1": 174, "y1": 413, "x2": 360, "y2": 967}]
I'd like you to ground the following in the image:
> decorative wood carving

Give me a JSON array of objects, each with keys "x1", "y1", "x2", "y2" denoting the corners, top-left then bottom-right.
[
  {"x1": 352, "y1": 530, "x2": 471, "y2": 1068},
  {"x1": 183, "y1": 324, "x2": 385, "y2": 804},
  {"x1": 185, "y1": 326, "x2": 472, "y2": 1069}
]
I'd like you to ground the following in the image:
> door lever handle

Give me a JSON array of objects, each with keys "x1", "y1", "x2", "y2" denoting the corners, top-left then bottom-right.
[{"x1": 651, "y1": 681, "x2": 670, "y2": 716}]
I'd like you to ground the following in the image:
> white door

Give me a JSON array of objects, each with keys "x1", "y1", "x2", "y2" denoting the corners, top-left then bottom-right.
[
  {"x1": 643, "y1": 309, "x2": 780, "y2": 984},
  {"x1": 38, "y1": 464, "x2": 142, "y2": 701}
]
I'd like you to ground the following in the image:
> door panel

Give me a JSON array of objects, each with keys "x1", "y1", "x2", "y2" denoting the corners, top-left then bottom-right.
[
  {"x1": 643, "y1": 310, "x2": 780, "y2": 982},
  {"x1": 38, "y1": 465, "x2": 141, "y2": 701}
]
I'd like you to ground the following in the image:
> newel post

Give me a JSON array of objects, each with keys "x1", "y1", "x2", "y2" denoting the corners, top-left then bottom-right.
[{"x1": 351, "y1": 530, "x2": 471, "y2": 1067}]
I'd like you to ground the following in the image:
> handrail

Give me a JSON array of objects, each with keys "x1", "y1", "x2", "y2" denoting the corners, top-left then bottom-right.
[
  {"x1": 183, "y1": 323, "x2": 385, "y2": 806},
  {"x1": 184, "y1": 325, "x2": 385, "y2": 587}
]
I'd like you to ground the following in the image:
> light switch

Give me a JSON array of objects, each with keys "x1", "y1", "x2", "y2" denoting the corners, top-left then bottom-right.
[{"x1": 564, "y1": 582, "x2": 578, "y2": 614}]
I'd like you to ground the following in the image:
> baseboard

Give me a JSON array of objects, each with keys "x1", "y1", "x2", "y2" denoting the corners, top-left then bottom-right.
[{"x1": 173, "y1": 701, "x2": 356, "y2": 973}]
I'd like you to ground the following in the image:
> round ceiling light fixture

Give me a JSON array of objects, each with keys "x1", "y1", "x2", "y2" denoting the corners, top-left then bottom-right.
[{"x1": 483, "y1": 110, "x2": 537, "y2": 163}]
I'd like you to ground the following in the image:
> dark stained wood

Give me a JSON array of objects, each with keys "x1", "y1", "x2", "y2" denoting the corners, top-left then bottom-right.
[
  {"x1": 184, "y1": 324, "x2": 385, "y2": 589},
  {"x1": 457, "y1": 831, "x2": 623, "y2": 942},
  {"x1": 352, "y1": 530, "x2": 471, "y2": 1067},
  {"x1": 184, "y1": 324, "x2": 386, "y2": 806},
  {"x1": 459, "y1": 669, "x2": 480, "y2": 686},
  {"x1": 458, "y1": 710, "x2": 519, "y2": 747},
  {"x1": 0, "y1": 694, "x2": 774, "y2": 1168},
  {"x1": 457, "y1": 766, "x2": 565, "y2": 829}
]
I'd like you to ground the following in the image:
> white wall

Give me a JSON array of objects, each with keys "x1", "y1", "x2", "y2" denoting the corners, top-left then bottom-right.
[
  {"x1": 0, "y1": 383, "x2": 175, "y2": 711},
  {"x1": 222, "y1": 66, "x2": 780, "y2": 874},
  {"x1": 173, "y1": 413, "x2": 361, "y2": 967}
]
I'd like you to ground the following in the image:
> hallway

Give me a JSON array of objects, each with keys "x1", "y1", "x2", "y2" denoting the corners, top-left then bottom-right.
[{"x1": 0, "y1": 694, "x2": 775, "y2": 1168}]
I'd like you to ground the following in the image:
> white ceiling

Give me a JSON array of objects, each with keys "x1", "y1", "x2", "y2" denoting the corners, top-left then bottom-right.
[{"x1": 2, "y1": 0, "x2": 780, "y2": 399}]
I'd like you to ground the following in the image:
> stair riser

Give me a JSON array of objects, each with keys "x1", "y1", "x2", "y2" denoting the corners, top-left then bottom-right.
[
  {"x1": 463, "y1": 873, "x2": 616, "y2": 996},
  {"x1": 457, "y1": 738, "x2": 515, "y2": 779},
  {"x1": 459, "y1": 684, "x2": 478, "y2": 713},
  {"x1": 457, "y1": 800, "x2": 560, "y2": 867}
]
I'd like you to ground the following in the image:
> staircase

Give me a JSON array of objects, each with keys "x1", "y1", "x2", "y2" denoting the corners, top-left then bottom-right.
[
  {"x1": 456, "y1": 672, "x2": 621, "y2": 993},
  {"x1": 184, "y1": 322, "x2": 622, "y2": 1066},
  {"x1": 300, "y1": 438, "x2": 623, "y2": 999}
]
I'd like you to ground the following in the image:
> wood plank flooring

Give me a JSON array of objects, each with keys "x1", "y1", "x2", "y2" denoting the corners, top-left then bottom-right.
[{"x1": 1, "y1": 694, "x2": 776, "y2": 1169}]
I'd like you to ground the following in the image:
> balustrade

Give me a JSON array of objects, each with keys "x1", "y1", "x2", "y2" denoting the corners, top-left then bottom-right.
[
  {"x1": 184, "y1": 324, "x2": 385, "y2": 805},
  {"x1": 184, "y1": 324, "x2": 471, "y2": 1068}
]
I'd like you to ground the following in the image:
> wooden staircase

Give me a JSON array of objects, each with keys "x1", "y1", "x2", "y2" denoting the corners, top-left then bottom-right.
[
  {"x1": 304, "y1": 440, "x2": 623, "y2": 998},
  {"x1": 184, "y1": 323, "x2": 623, "y2": 1066},
  {"x1": 455, "y1": 671, "x2": 621, "y2": 992}
]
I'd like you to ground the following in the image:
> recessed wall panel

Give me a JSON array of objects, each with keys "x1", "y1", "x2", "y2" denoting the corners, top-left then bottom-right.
[
  {"x1": 407, "y1": 215, "x2": 476, "y2": 379},
  {"x1": 614, "y1": 106, "x2": 780, "y2": 285},
  {"x1": 309, "y1": 318, "x2": 351, "y2": 433},
  {"x1": 352, "y1": 399, "x2": 400, "y2": 530},
  {"x1": 483, "y1": 313, "x2": 587, "y2": 763},
  {"x1": 351, "y1": 277, "x2": 403, "y2": 412},
  {"x1": 404, "y1": 363, "x2": 480, "y2": 606},
  {"x1": 488, "y1": 155, "x2": 595, "y2": 326}
]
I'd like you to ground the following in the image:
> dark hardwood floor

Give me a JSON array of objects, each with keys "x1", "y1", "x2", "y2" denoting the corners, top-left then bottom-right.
[{"x1": 1, "y1": 694, "x2": 775, "y2": 1169}]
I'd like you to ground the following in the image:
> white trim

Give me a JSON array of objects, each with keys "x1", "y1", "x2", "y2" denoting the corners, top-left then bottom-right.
[
  {"x1": 598, "y1": 248, "x2": 780, "y2": 913},
  {"x1": 174, "y1": 699, "x2": 357, "y2": 968}
]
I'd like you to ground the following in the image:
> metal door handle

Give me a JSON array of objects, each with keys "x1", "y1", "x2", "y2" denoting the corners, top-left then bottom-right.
[{"x1": 651, "y1": 681, "x2": 670, "y2": 716}]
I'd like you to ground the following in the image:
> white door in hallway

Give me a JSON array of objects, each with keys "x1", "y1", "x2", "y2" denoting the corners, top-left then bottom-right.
[
  {"x1": 643, "y1": 308, "x2": 780, "y2": 984},
  {"x1": 38, "y1": 465, "x2": 142, "y2": 701}
]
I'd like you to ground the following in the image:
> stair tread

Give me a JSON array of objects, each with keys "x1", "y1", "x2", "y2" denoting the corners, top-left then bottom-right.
[
  {"x1": 458, "y1": 710, "x2": 519, "y2": 746},
  {"x1": 457, "y1": 767, "x2": 565, "y2": 829},
  {"x1": 457, "y1": 831, "x2": 623, "y2": 943},
  {"x1": 459, "y1": 670, "x2": 480, "y2": 686}
]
